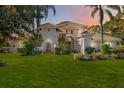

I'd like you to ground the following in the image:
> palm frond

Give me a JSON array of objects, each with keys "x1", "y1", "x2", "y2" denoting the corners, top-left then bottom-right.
[
  {"x1": 91, "y1": 7, "x2": 99, "y2": 18},
  {"x1": 42, "y1": 5, "x2": 56, "y2": 19},
  {"x1": 107, "y1": 5, "x2": 121, "y2": 13},
  {"x1": 86, "y1": 5, "x2": 98, "y2": 8},
  {"x1": 48, "y1": 5, "x2": 56, "y2": 16},
  {"x1": 105, "y1": 9, "x2": 113, "y2": 19}
]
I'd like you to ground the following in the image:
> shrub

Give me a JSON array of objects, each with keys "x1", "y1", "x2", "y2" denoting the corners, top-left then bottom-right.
[
  {"x1": 73, "y1": 53, "x2": 83, "y2": 60},
  {"x1": 0, "y1": 39, "x2": 10, "y2": 53},
  {"x1": 58, "y1": 34, "x2": 72, "y2": 55},
  {"x1": 18, "y1": 32, "x2": 43, "y2": 56},
  {"x1": 55, "y1": 43, "x2": 71, "y2": 55},
  {"x1": 81, "y1": 54, "x2": 94, "y2": 61},
  {"x1": 110, "y1": 53, "x2": 119, "y2": 59},
  {"x1": 73, "y1": 53, "x2": 97, "y2": 61},
  {"x1": 85, "y1": 47, "x2": 95, "y2": 54},
  {"x1": 55, "y1": 47, "x2": 62, "y2": 55},
  {"x1": 63, "y1": 44, "x2": 71, "y2": 55},
  {"x1": 94, "y1": 52, "x2": 107, "y2": 60},
  {"x1": 111, "y1": 45, "x2": 124, "y2": 54},
  {"x1": 118, "y1": 53, "x2": 124, "y2": 59},
  {"x1": 0, "y1": 47, "x2": 10, "y2": 53},
  {"x1": 111, "y1": 53, "x2": 124, "y2": 59},
  {"x1": 102, "y1": 43, "x2": 111, "y2": 55}
]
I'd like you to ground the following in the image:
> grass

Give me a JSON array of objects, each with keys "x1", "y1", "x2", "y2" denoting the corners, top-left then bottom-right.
[{"x1": 0, "y1": 53, "x2": 124, "y2": 88}]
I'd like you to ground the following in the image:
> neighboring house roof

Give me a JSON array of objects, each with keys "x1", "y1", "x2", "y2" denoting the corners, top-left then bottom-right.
[
  {"x1": 92, "y1": 33, "x2": 121, "y2": 42},
  {"x1": 10, "y1": 31, "x2": 30, "y2": 40}
]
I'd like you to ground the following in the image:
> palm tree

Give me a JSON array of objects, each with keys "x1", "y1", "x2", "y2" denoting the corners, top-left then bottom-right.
[
  {"x1": 34, "y1": 5, "x2": 56, "y2": 32},
  {"x1": 88, "y1": 5, "x2": 121, "y2": 46}
]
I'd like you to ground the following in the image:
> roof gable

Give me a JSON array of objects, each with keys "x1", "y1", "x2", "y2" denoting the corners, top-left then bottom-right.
[
  {"x1": 39, "y1": 23, "x2": 57, "y2": 29},
  {"x1": 57, "y1": 21, "x2": 86, "y2": 29}
]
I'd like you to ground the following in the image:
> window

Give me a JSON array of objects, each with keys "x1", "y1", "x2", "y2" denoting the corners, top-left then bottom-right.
[{"x1": 71, "y1": 30, "x2": 73, "y2": 34}]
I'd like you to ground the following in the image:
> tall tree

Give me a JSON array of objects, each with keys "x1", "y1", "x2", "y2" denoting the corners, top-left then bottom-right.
[
  {"x1": 0, "y1": 5, "x2": 56, "y2": 53},
  {"x1": 88, "y1": 5, "x2": 121, "y2": 46},
  {"x1": 0, "y1": 5, "x2": 56, "y2": 36},
  {"x1": 104, "y1": 6, "x2": 124, "y2": 44},
  {"x1": 34, "y1": 5, "x2": 56, "y2": 32}
]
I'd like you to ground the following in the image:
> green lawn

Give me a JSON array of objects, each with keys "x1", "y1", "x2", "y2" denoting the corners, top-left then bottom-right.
[{"x1": 0, "y1": 53, "x2": 124, "y2": 88}]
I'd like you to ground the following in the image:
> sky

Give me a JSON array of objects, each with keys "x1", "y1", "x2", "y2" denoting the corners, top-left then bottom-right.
[{"x1": 42, "y1": 5, "x2": 118, "y2": 26}]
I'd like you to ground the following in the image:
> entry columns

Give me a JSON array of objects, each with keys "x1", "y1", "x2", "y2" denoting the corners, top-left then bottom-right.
[{"x1": 80, "y1": 33, "x2": 92, "y2": 54}]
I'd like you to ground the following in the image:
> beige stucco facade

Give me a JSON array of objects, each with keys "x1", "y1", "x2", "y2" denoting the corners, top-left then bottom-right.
[
  {"x1": 9, "y1": 21, "x2": 122, "y2": 54},
  {"x1": 39, "y1": 21, "x2": 121, "y2": 54}
]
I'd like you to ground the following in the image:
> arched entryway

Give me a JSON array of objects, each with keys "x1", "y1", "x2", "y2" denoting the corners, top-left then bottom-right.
[
  {"x1": 66, "y1": 36, "x2": 74, "y2": 51},
  {"x1": 46, "y1": 42, "x2": 51, "y2": 52}
]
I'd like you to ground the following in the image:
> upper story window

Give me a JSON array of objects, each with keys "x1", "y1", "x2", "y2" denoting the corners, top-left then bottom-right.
[{"x1": 71, "y1": 30, "x2": 73, "y2": 34}]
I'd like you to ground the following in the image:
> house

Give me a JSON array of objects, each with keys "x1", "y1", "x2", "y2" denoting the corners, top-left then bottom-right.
[
  {"x1": 38, "y1": 21, "x2": 88, "y2": 53},
  {"x1": 9, "y1": 21, "x2": 121, "y2": 54},
  {"x1": 9, "y1": 31, "x2": 30, "y2": 52},
  {"x1": 38, "y1": 21, "x2": 121, "y2": 54}
]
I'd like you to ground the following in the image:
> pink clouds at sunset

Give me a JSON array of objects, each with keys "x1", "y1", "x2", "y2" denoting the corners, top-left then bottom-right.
[
  {"x1": 82, "y1": 18, "x2": 98, "y2": 26},
  {"x1": 42, "y1": 5, "x2": 118, "y2": 26},
  {"x1": 69, "y1": 5, "x2": 99, "y2": 26}
]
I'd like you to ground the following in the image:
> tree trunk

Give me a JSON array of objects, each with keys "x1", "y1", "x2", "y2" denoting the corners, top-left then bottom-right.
[
  {"x1": 32, "y1": 17, "x2": 35, "y2": 32},
  {"x1": 36, "y1": 6, "x2": 40, "y2": 33},
  {"x1": 100, "y1": 22, "x2": 104, "y2": 44},
  {"x1": 99, "y1": 5, "x2": 104, "y2": 50},
  {"x1": 36, "y1": 18, "x2": 39, "y2": 32}
]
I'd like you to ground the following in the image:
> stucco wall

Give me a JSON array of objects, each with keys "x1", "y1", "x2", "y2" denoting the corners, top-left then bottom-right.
[
  {"x1": 80, "y1": 35, "x2": 92, "y2": 54},
  {"x1": 91, "y1": 41, "x2": 101, "y2": 51},
  {"x1": 91, "y1": 41, "x2": 118, "y2": 51},
  {"x1": 40, "y1": 28, "x2": 58, "y2": 52}
]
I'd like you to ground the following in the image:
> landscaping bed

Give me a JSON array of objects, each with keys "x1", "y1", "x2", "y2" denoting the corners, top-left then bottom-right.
[{"x1": 73, "y1": 44, "x2": 124, "y2": 61}]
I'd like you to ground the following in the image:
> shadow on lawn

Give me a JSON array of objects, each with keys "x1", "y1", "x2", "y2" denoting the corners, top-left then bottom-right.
[{"x1": 0, "y1": 62, "x2": 7, "y2": 67}]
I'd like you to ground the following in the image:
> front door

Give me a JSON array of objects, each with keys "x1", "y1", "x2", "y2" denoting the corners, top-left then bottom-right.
[{"x1": 46, "y1": 42, "x2": 51, "y2": 52}]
